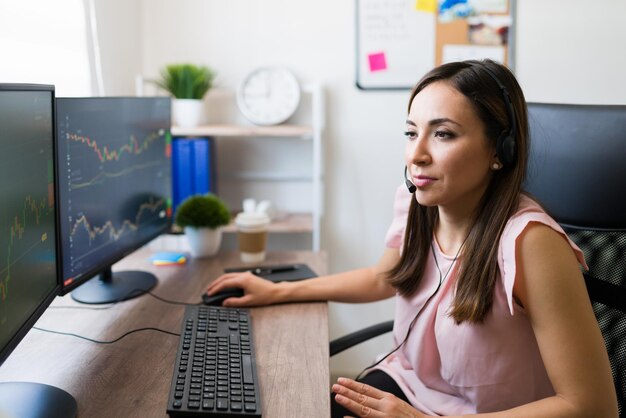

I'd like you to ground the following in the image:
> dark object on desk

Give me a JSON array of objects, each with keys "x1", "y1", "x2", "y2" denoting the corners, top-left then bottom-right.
[
  {"x1": 202, "y1": 288, "x2": 244, "y2": 306},
  {"x1": 166, "y1": 305, "x2": 262, "y2": 417},
  {"x1": 0, "y1": 382, "x2": 77, "y2": 418},
  {"x1": 201, "y1": 264, "x2": 318, "y2": 306},
  {"x1": 224, "y1": 263, "x2": 318, "y2": 283}
]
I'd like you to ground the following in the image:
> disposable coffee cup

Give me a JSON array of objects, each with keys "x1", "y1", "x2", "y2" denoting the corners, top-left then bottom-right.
[{"x1": 235, "y1": 212, "x2": 271, "y2": 263}]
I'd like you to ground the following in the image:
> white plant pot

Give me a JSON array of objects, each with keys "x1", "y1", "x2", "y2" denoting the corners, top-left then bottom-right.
[
  {"x1": 172, "y1": 99, "x2": 205, "y2": 128},
  {"x1": 184, "y1": 227, "x2": 222, "y2": 258}
]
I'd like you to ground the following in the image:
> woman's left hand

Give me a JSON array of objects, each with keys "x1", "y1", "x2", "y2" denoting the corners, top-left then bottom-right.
[{"x1": 332, "y1": 377, "x2": 427, "y2": 418}]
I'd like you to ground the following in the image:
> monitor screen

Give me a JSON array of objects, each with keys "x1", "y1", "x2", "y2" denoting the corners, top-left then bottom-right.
[
  {"x1": 0, "y1": 84, "x2": 59, "y2": 365},
  {"x1": 0, "y1": 83, "x2": 77, "y2": 418},
  {"x1": 56, "y1": 97, "x2": 172, "y2": 303}
]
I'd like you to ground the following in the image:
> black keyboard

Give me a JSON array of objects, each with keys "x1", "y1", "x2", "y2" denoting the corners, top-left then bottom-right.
[{"x1": 167, "y1": 305, "x2": 262, "y2": 417}]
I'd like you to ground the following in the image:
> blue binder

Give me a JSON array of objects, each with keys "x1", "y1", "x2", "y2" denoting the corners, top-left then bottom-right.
[{"x1": 172, "y1": 138, "x2": 214, "y2": 213}]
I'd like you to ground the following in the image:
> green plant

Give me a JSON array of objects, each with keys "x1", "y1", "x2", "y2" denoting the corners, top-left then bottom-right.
[
  {"x1": 175, "y1": 194, "x2": 230, "y2": 229},
  {"x1": 156, "y1": 64, "x2": 216, "y2": 99}
]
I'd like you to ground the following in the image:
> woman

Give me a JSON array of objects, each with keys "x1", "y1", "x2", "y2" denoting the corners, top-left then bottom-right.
[{"x1": 205, "y1": 60, "x2": 617, "y2": 417}]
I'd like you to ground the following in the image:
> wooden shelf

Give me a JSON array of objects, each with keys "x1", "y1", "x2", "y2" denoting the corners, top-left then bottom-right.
[
  {"x1": 171, "y1": 124, "x2": 313, "y2": 138},
  {"x1": 167, "y1": 83, "x2": 323, "y2": 250},
  {"x1": 223, "y1": 213, "x2": 312, "y2": 234},
  {"x1": 170, "y1": 213, "x2": 312, "y2": 235}
]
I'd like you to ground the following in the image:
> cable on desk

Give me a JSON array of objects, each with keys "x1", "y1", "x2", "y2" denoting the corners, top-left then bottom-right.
[
  {"x1": 33, "y1": 326, "x2": 180, "y2": 344},
  {"x1": 48, "y1": 288, "x2": 201, "y2": 310},
  {"x1": 48, "y1": 304, "x2": 116, "y2": 310},
  {"x1": 47, "y1": 287, "x2": 149, "y2": 310},
  {"x1": 147, "y1": 291, "x2": 202, "y2": 306}
]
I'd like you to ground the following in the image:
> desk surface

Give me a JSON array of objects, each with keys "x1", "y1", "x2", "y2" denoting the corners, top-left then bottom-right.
[{"x1": 0, "y1": 249, "x2": 329, "y2": 418}]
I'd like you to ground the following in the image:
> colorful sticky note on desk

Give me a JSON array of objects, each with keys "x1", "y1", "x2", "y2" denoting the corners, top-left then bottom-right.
[{"x1": 150, "y1": 252, "x2": 187, "y2": 266}]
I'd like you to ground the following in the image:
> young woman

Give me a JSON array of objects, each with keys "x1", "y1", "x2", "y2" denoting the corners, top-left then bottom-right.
[{"x1": 205, "y1": 60, "x2": 618, "y2": 417}]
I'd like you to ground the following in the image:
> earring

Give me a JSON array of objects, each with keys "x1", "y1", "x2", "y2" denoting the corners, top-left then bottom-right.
[{"x1": 492, "y1": 162, "x2": 501, "y2": 170}]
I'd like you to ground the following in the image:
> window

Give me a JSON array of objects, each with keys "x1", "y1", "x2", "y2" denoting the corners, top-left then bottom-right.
[{"x1": 0, "y1": 0, "x2": 93, "y2": 96}]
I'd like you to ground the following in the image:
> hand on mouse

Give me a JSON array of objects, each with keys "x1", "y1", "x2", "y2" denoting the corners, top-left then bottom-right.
[{"x1": 205, "y1": 271, "x2": 281, "y2": 307}]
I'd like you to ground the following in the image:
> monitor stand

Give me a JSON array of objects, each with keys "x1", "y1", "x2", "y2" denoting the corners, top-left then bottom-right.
[
  {"x1": 70, "y1": 267, "x2": 157, "y2": 304},
  {"x1": 0, "y1": 382, "x2": 77, "y2": 418}
]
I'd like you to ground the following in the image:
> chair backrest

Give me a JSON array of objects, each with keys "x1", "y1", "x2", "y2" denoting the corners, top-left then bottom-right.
[{"x1": 525, "y1": 102, "x2": 626, "y2": 417}]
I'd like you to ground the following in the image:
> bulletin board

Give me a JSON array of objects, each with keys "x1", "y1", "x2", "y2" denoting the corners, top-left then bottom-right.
[{"x1": 356, "y1": 0, "x2": 515, "y2": 90}]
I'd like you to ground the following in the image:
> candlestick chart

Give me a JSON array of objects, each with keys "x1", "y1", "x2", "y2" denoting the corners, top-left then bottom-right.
[{"x1": 56, "y1": 98, "x2": 172, "y2": 286}]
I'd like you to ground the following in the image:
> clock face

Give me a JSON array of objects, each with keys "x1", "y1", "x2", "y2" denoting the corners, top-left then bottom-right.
[{"x1": 236, "y1": 67, "x2": 301, "y2": 126}]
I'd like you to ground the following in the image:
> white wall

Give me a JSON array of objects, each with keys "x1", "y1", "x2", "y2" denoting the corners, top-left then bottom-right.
[
  {"x1": 92, "y1": 0, "x2": 142, "y2": 95},
  {"x1": 516, "y1": 0, "x2": 626, "y2": 104},
  {"x1": 93, "y1": 0, "x2": 626, "y2": 378}
]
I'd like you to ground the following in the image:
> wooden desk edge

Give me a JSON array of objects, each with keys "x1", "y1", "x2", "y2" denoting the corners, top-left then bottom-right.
[{"x1": 0, "y1": 250, "x2": 330, "y2": 418}]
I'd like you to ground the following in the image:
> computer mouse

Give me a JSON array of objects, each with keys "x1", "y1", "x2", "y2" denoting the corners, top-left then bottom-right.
[{"x1": 201, "y1": 288, "x2": 244, "y2": 306}]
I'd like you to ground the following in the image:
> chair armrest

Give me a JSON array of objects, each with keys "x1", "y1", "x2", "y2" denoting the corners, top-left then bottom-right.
[
  {"x1": 329, "y1": 320, "x2": 394, "y2": 356},
  {"x1": 584, "y1": 273, "x2": 626, "y2": 313}
]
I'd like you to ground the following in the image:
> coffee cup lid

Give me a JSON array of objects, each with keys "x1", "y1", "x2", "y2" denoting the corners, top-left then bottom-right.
[{"x1": 235, "y1": 212, "x2": 270, "y2": 227}]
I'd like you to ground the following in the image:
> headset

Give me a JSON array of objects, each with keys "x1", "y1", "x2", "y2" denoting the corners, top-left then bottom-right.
[
  {"x1": 404, "y1": 166, "x2": 416, "y2": 194},
  {"x1": 480, "y1": 63, "x2": 517, "y2": 168},
  {"x1": 404, "y1": 62, "x2": 517, "y2": 193}
]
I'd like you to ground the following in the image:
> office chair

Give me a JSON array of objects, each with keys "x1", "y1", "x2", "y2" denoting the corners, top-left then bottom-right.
[
  {"x1": 525, "y1": 102, "x2": 626, "y2": 416},
  {"x1": 329, "y1": 102, "x2": 626, "y2": 416}
]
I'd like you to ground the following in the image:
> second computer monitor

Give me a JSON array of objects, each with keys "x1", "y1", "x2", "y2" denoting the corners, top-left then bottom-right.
[{"x1": 56, "y1": 97, "x2": 172, "y2": 304}]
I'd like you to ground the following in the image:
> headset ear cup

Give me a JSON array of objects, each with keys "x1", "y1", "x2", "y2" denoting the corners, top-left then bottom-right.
[{"x1": 497, "y1": 133, "x2": 516, "y2": 166}]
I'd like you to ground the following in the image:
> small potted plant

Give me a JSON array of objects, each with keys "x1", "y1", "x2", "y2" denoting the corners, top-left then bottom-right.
[
  {"x1": 156, "y1": 63, "x2": 216, "y2": 128},
  {"x1": 175, "y1": 194, "x2": 230, "y2": 258}
]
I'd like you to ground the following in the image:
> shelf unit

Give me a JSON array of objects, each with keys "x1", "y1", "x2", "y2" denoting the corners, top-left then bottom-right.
[{"x1": 169, "y1": 83, "x2": 324, "y2": 251}]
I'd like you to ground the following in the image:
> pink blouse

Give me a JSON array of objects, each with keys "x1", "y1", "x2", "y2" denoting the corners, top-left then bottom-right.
[{"x1": 374, "y1": 185, "x2": 587, "y2": 415}]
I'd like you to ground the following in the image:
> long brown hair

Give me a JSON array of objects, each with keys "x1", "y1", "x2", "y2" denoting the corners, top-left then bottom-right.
[{"x1": 386, "y1": 59, "x2": 529, "y2": 323}]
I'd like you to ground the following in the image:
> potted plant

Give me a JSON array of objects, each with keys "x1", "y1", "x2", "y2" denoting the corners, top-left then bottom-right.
[
  {"x1": 156, "y1": 63, "x2": 216, "y2": 128},
  {"x1": 175, "y1": 194, "x2": 230, "y2": 258}
]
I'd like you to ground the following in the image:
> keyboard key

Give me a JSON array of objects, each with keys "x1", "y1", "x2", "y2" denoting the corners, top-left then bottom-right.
[
  {"x1": 216, "y1": 399, "x2": 228, "y2": 410},
  {"x1": 242, "y1": 355, "x2": 254, "y2": 384}
]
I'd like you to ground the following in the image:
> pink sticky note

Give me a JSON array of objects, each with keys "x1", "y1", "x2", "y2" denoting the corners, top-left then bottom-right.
[{"x1": 368, "y1": 52, "x2": 387, "y2": 72}]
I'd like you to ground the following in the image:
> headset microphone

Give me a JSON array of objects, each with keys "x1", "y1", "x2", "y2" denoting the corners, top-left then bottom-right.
[{"x1": 404, "y1": 166, "x2": 416, "y2": 193}]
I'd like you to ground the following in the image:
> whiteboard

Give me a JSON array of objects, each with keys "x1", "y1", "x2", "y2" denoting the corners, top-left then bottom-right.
[
  {"x1": 355, "y1": 0, "x2": 515, "y2": 90},
  {"x1": 356, "y1": 0, "x2": 436, "y2": 90}
]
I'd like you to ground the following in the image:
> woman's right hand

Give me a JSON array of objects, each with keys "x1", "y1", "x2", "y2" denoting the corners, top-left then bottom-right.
[{"x1": 204, "y1": 271, "x2": 282, "y2": 307}]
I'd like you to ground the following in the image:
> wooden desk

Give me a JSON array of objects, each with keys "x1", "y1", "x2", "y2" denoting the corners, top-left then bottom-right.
[{"x1": 0, "y1": 249, "x2": 329, "y2": 418}]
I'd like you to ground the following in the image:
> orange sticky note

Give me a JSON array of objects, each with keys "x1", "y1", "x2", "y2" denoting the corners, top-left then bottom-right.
[{"x1": 415, "y1": 0, "x2": 437, "y2": 13}]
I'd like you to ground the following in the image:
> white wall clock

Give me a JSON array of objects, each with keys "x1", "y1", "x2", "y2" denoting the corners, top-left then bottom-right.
[{"x1": 236, "y1": 67, "x2": 301, "y2": 126}]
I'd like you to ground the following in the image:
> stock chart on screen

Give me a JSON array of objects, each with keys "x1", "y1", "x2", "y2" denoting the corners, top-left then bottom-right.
[
  {"x1": 0, "y1": 89, "x2": 57, "y2": 344},
  {"x1": 56, "y1": 98, "x2": 172, "y2": 290}
]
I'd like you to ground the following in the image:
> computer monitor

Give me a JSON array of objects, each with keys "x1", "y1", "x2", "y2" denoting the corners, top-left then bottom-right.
[
  {"x1": 0, "y1": 84, "x2": 77, "y2": 417},
  {"x1": 56, "y1": 97, "x2": 172, "y2": 304}
]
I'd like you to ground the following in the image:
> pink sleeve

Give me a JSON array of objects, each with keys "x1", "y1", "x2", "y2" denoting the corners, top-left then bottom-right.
[
  {"x1": 384, "y1": 184, "x2": 412, "y2": 249},
  {"x1": 499, "y1": 204, "x2": 588, "y2": 315}
]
